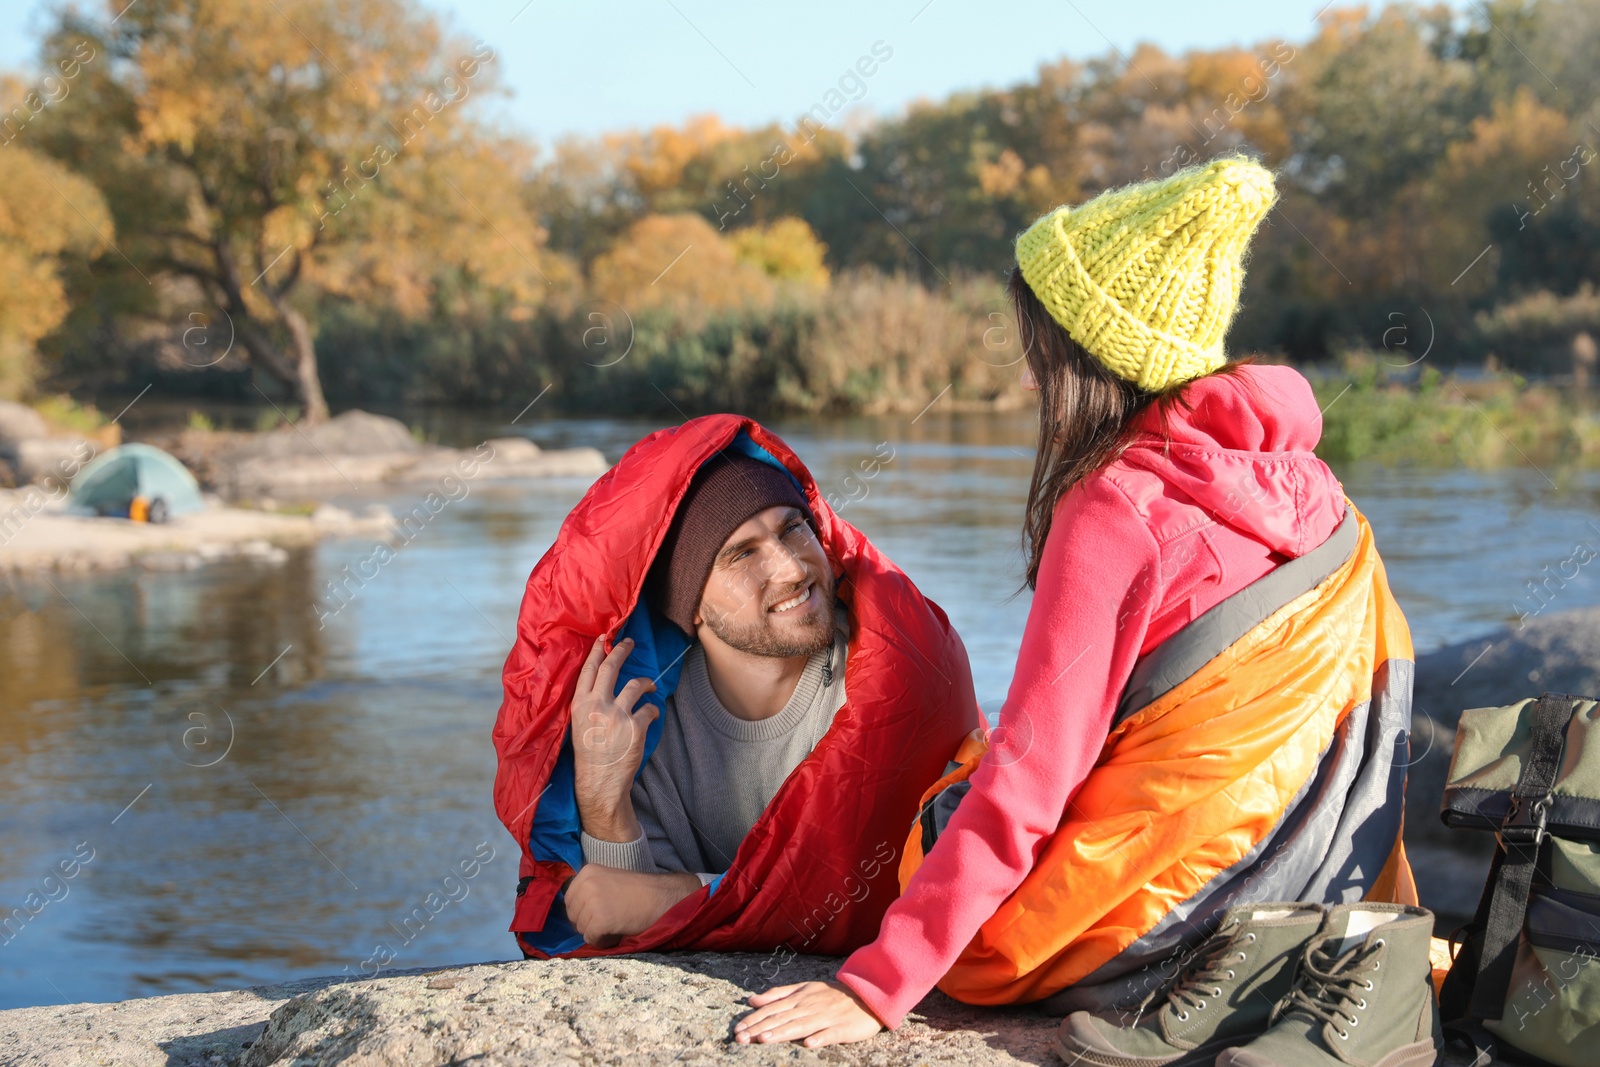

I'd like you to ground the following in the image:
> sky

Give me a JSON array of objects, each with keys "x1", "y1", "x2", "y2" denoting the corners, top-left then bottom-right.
[{"x1": 2, "y1": 0, "x2": 1471, "y2": 146}]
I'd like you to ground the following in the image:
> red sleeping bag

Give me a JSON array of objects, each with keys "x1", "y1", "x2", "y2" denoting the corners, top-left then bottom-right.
[{"x1": 492, "y1": 413, "x2": 981, "y2": 958}]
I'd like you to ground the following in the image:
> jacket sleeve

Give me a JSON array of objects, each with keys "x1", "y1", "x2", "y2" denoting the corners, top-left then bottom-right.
[{"x1": 836, "y1": 479, "x2": 1163, "y2": 1029}]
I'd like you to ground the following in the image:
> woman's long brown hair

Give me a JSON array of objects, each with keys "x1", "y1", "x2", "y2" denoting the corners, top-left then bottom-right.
[{"x1": 1011, "y1": 265, "x2": 1251, "y2": 591}]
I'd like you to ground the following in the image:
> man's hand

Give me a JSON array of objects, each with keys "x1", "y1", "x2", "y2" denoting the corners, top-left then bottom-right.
[
  {"x1": 734, "y1": 980, "x2": 884, "y2": 1047},
  {"x1": 571, "y1": 635, "x2": 658, "y2": 841},
  {"x1": 564, "y1": 864, "x2": 701, "y2": 945}
]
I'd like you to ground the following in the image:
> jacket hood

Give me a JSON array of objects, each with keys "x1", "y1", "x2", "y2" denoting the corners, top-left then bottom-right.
[{"x1": 1121, "y1": 364, "x2": 1345, "y2": 558}]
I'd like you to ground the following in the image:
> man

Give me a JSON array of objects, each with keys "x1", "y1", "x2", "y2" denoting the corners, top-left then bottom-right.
[
  {"x1": 561, "y1": 453, "x2": 848, "y2": 945},
  {"x1": 492, "y1": 414, "x2": 978, "y2": 962}
]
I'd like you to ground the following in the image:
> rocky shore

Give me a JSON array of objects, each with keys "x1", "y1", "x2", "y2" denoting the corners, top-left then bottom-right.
[
  {"x1": 0, "y1": 494, "x2": 400, "y2": 572},
  {"x1": 0, "y1": 406, "x2": 609, "y2": 571},
  {"x1": 158, "y1": 410, "x2": 608, "y2": 498}
]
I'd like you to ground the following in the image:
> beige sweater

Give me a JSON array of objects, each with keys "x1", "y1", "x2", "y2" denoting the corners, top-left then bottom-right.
[{"x1": 580, "y1": 603, "x2": 848, "y2": 882}]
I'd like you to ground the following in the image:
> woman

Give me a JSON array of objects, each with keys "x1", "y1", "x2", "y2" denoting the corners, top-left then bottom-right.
[{"x1": 733, "y1": 157, "x2": 1417, "y2": 1050}]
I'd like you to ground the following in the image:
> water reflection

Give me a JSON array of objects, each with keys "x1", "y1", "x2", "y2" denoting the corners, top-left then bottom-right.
[
  {"x1": 0, "y1": 545, "x2": 513, "y2": 1005},
  {"x1": 3, "y1": 410, "x2": 1600, "y2": 1007}
]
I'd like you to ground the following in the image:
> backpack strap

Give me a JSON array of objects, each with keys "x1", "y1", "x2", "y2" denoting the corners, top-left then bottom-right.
[
  {"x1": 1112, "y1": 507, "x2": 1357, "y2": 726},
  {"x1": 1447, "y1": 693, "x2": 1577, "y2": 1064},
  {"x1": 1438, "y1": 844, "x2": 1503, "y2": 1022}
]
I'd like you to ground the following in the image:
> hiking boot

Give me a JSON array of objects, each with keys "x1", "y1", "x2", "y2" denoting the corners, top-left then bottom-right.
[
  {"x1": 1054, "y1": 903, "x2": 1324, "y2": 1067},
  {"x1": 1216, "y1": 902, "x2": 1441, "y2": 1067}
]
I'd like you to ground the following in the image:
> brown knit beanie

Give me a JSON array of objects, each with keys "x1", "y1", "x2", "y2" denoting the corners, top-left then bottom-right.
[{"x1": 644, "y1": 452, "x2": 815, "y2": 636}]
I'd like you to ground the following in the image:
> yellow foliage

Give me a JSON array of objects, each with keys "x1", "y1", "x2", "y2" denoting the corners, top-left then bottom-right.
[
  {"x1": 1183, "y1": 50, "x2": 1267, "y2": 102},
  {"x1": 615, "y1": 114, "x2": 738, "y2": 200},
  {"x1": 976, "y1": 148, "x2": 1027, "y2": 199},
  {"x1": 588, "y1": 213, "x2": 773, "y2": 316},
  {"x1": 1445, "y1": 86, "x2": 1574, "y2": 175},
  {"x1": 316, "y1": 136, "x2": 568, "y2": 317},
  {"x1": 0, "y1": 144, "x2": 110, "y2": 398},
  {"x1": 112, "y1": 0, "x2": 564, "y2": 316},
  {"x1": 728, "y1": 217, "x2": 829, "y2": 288}
]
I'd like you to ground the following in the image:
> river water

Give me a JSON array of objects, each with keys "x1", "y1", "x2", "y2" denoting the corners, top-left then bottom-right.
[{"x1": 3, "y1": 410, "x2": 1599, "y2": 1008}]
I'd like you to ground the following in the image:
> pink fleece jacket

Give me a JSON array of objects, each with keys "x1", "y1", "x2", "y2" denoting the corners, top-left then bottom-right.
[{"x1": 835, "y1": 363, "x2": 1348, "y2": 1029}]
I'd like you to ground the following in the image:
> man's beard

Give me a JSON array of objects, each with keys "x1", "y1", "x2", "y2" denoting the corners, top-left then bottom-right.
[{"x1": 700, "y1": 569, "x2": 836, "y2": 659}]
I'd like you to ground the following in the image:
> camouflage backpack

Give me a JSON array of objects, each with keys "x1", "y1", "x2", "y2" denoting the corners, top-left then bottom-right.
[{"x1": 1438, "y1": 692, "x2": 1600, "y2": 1067}]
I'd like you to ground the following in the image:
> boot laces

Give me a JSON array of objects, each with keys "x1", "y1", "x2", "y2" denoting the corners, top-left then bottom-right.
[
  {"x1": 1144, "y1": 921, "x2": 1253, "y2": 1024},
  {"x1": 1275, "y1": 934, "x2": 1384, "y2": 1041}
]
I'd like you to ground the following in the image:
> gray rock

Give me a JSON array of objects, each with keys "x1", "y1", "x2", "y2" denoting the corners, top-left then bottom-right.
[
  {"x1": 484, "y1": 436, "x2": 541, "y2": 461},
  {"x1": 402, "y1": 439, "x2": 606, "y2": 484},
  {"x1": 0, "y1": 972, "x2": 345, "y2": 1067},
  {"x1": 244, "y1": 954, "x2": 1063, "y2": 1067},
  {"x1": 1405, "y1": 606, "x2": 1600, "y2": 917},
  {"x1": 0, "y1": 402, "x2": 93, "y2": 487},
  {"x1": 223, "y1": 445, "x2": 607, "y2": 496},
  {"x1": 0, "y1": 954, "x2": 1059, "y2": 1067},
  {"x1": 0, "y1": 953, "x2": 1507, "y2": 1066},
  {"x1": 227, "y1": 453, "x2": 420, "y2": 495},
  {"x1": 237, "y1": 411, "x2": 420, "y2": 461},
  {"x1": 304, "y1": 412, "x2": 421, "y2": 457},
  {"x1": 12, "y1": 437, "x2": 97, "y2": 486},
  {"x1": 475, "y1": 444, "x2": 608, "y2": 480},
  {"x1": 209, "y1": 415, "x2": 607, "y2": 496},
  {"x1": 1413, "y1": 607, "x2": 1600, "y2": 724},
  {"x1": 0, "y1": 400, "x2": 48, "y2": 443}
]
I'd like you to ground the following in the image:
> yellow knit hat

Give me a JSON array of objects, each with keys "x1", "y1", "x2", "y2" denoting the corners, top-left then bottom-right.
[{"x1": 1015, "y1": 156, "x2": 1278, "y2": 392}]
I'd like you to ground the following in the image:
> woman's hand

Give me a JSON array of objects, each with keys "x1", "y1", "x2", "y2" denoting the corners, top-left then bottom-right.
[
  {"x1": 733, "y1": 980, "x2": 884, "y2": 1048},
  {"x1": 570, "y1": 635, "x2": 657, "y2": 840}
]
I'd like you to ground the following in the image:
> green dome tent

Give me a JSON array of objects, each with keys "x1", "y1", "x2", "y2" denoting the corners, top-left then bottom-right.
[{"x1": 69, "y1": 444, "x2": 205, "y2": 522}]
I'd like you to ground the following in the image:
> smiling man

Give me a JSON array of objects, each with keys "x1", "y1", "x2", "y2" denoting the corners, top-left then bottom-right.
[{"x1": 560, "y1": 452, "x2": 848, "y2": 945}]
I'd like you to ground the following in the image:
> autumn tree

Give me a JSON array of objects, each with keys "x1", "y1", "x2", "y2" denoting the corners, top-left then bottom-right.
[
  {"x1": 728, "y1": 218, "x2": 830, "y2": 288},
  {"x1": 588, "y1": 213, "x2": 774, "y2": 317},
  {"x1": 0, "y1": 128, "x2": 110, "y2": 399},
  {"x1": 33, "y1": 0, "x2": 561, "y2": 423},
  {"x1": 587, "y1": 212, "x2": 832, "y2": 322},
  {"x1": 528, "y1": 114, "x2": 849, "y2": 272}
]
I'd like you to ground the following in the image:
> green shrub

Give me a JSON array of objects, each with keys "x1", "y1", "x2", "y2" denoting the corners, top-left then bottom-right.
[{"x1": 1314, "y1": 352, "x2": 1600, "y2": 468}]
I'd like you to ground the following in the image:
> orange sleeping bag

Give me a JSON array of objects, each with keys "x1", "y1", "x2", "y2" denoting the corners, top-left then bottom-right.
[{"x1": 900, "y1": 503, "x2": 1417, "y2": 1011}]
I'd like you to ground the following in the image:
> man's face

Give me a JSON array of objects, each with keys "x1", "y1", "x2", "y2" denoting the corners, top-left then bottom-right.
[{"x1": 694, "y1": 505, "x2": 835, "y2": 658}]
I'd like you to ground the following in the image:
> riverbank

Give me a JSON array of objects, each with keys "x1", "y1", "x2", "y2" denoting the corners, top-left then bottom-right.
[
  {"x1": 0, "y1": 497, "x2": 395, "y2": 572},
  {"x1": 154, "y1": 411, "x2": 609, "y2": 499},
  {"x1": 89, "y1": 362, "x2": 1600, "y2": 478},
  {"x1": 1311, "y1": 361, "x2": 1600, "y2": 469},
  {"x1": 0, "y1": 407, "x2": 613, "y2": 570},
  {"x1": 0, "y1": 951, "x2": 1499, "y2": 1066},
  {"x1": 4, "y1": 401, "x2": 610, "y2": 502}
]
